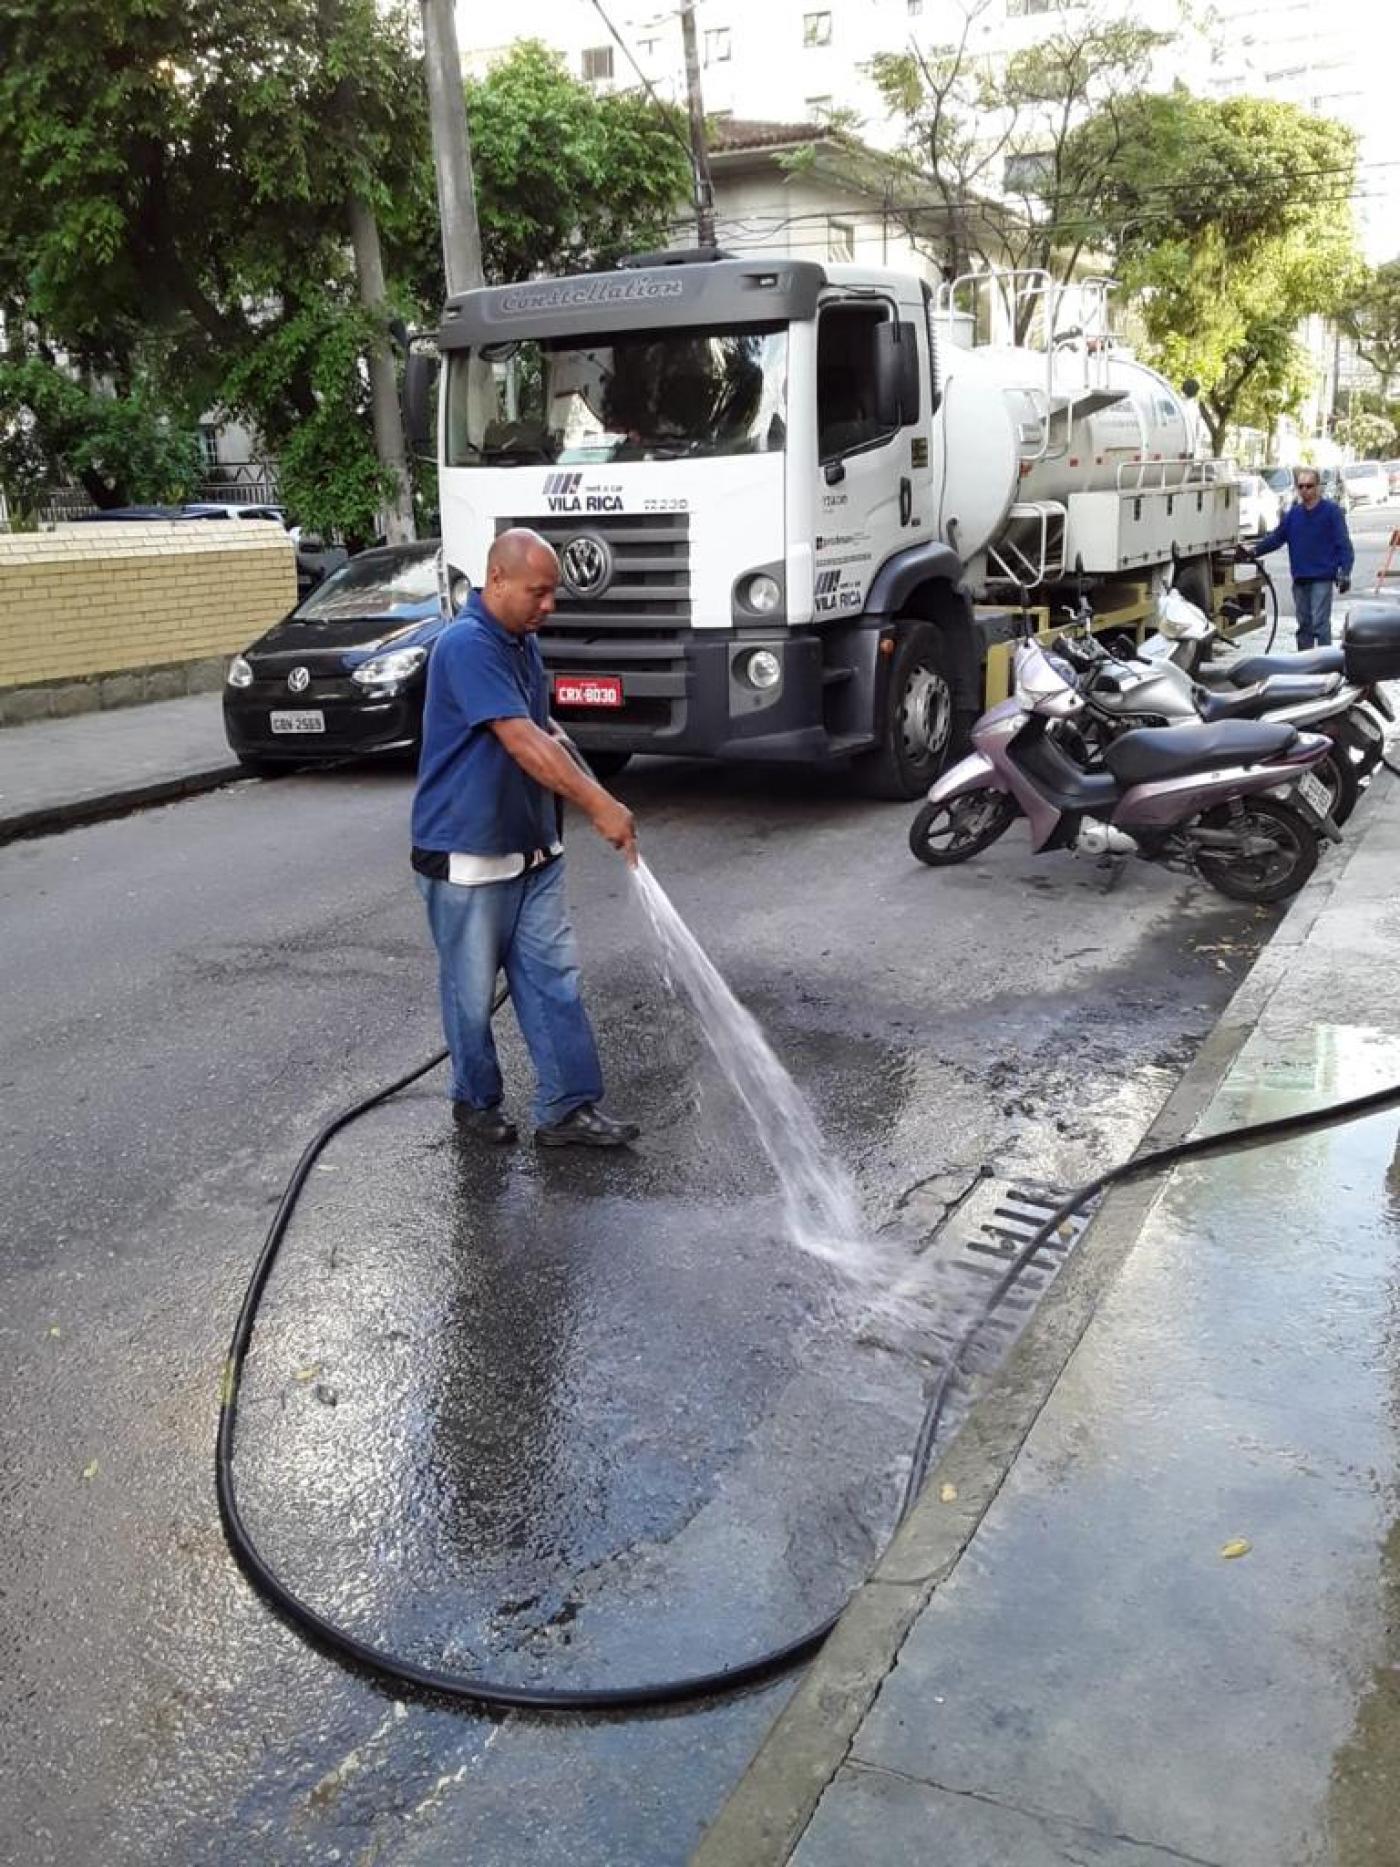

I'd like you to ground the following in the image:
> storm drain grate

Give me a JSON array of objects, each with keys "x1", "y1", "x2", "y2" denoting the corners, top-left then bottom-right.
[{"x1": 938, "y1": 1178, "x2": 1097, "y2": 1366}]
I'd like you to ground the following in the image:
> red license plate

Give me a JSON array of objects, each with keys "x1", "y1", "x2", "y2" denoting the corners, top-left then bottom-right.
[{"x1": 554, "y1": 674, "x2": 623, "y2": 709}]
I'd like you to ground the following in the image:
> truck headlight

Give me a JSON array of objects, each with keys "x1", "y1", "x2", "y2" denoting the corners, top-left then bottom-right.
[
  {"x1": 351, "y1": 646, "x2": 429, "y2": 689},
  {"x1": 742, "y1": 574, "x2": 782, "y2": 615},
  {"x1": 227, "y1": 654, "x2": 254, "y2": 688},
  {"x1": 743, "y1": 648, "x2": 782, "y2": 691}
]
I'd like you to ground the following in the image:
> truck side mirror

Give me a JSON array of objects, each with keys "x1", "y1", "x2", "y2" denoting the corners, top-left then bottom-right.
[
  {"x1": 873, "y1": 320, "x2": 922, "y2": 430},
  {"x1": 402, "y1": 349, "x2": 438, "y2": 460}
]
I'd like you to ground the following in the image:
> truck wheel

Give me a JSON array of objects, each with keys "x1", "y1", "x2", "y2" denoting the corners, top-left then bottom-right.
[
  {"x1": 585, "y1": 751, "x2": 632, "y2": 781},
  {"x1": 855, "y1": 622, "x2": 953, "y2": 800}
]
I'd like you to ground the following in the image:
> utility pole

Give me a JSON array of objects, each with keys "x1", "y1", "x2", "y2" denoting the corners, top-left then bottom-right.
[
  {"x1": 678, "y1": 1, "x2": 717, "y2": 248},
  {"x1": 419, "y1": 0, "x2": 485, "y2": 293}
]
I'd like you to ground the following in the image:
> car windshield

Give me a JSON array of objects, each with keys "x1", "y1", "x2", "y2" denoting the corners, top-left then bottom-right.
[
  {"x1": 445, "y1": 323, "x2": 788, "y2": 466},
  {"x1": 1262, "y1": 467, "x2": 1293, "y2": 491},
  {"x1": 294, "y1": 551, "x2": 439, "y2": 622}
]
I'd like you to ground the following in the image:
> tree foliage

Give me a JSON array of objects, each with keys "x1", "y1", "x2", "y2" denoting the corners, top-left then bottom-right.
[
  {"x1": 1069, "y1": 91, "x2": 1363, "y2": 449},
  {"x1": 0, "y1": 11, "x2": 687, "y2": 530},
  {"x1": 464, "y1": 42, "x2": 691, "y2": 284},
  {"x1": 0, "y1": 357, "x2": 201, "y2": 520},
  {"x1": 1339, "y1": 259, "x2": 1400, "y2": 395},
  {"x1": 869, "y1": 0, "x2": 1170, "y2": 330}
]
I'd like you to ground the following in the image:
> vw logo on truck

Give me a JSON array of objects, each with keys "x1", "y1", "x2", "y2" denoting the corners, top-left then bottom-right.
[{"x1": 559, "y1": 534, "x2": 614, "y2": 600}]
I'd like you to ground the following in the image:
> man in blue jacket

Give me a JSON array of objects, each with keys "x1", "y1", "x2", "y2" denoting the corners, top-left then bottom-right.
[
  {"x1": 411, "y1": 527, "x2": 640, "y2": 1149},
  {"x1": 1246, "y1": 468, "x2": 1354, "y2": 648}
]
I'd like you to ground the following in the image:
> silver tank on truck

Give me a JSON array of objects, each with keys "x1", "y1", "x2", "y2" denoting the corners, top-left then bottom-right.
[{"x1": 927, "y1": 337, "x2": 1198, "y2": 566}]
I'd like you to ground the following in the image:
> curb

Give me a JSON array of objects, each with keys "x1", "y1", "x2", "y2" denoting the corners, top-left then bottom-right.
[
  {"x1": 0, "y1": 763, "x2": 247, "y2": 847},
  {"x1": 691, "y1": 775, "x2": 1390, "y2": 1867}
]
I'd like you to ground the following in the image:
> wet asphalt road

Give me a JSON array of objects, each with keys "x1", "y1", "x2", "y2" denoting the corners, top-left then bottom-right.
[{"x1": 2, "y1": 699, "x2": 1294, "y2": 1862}]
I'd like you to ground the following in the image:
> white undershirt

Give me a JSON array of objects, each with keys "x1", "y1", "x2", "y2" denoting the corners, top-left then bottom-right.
[{"x1": 446, "y1": 843, "x2": 563, "y2": 886}]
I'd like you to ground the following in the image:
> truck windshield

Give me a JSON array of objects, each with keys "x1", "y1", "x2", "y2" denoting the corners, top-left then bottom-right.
[{"x1": 445, "y1": 324, "x2": 787, "y2": 466}]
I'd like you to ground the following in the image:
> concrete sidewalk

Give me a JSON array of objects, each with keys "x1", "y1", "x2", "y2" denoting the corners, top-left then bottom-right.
[
  {"x1": 697, "y1": 775, "x2": 1400, "y2": 1866},
  {"x1": 0, "y1": 692, "x2": 242, "y2": 843}
]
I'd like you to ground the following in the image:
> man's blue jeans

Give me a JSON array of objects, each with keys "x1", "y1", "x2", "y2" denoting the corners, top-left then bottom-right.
[
  {"x1": 1292, "y1": 578, "x2": 1335, "y2": 648},
  {"x1": 417, "y1": 858, "x2": 604, "y2": 1127}
]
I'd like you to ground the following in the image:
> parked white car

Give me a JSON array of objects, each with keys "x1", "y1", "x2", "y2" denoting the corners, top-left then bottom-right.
[
  {"x1": 1236, "y1": 472, "x2": 1283, "y2": 538},
  {"x1": 1342, "y1": 460, "x2": 1390, "y2": 507}
]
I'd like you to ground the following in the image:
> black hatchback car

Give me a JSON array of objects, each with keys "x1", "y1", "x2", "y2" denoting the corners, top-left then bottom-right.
[{"x1": 223, "y1": 542, "x2": 450, "y2": 772}]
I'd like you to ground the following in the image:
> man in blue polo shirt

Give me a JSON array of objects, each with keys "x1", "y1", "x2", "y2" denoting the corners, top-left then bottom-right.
[
  {"x1": 1246, "y1": 467, "x2": 1354, "y2": 648},
  {"x1": 412, "y1": 527, "x2": 639, "y2": 1148}
]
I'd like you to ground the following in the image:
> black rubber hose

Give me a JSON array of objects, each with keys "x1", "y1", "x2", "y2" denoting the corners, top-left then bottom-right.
[{"x1": 216, "y1": 1014, "x2": 1400, "y2": 1711}]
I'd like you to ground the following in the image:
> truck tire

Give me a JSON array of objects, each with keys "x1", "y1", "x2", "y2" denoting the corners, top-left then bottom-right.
[{"x1": 855, "y1": 622, "x2": 954, "y2": 800}]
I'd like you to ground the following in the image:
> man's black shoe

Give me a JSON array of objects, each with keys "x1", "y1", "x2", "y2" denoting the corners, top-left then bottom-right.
[
  {"x1": 452, "y1": 1102, "x2": 517, "y2": 1145},
  {"x1": 535, "y1": 1104, "x2": 640, "y2": 1149}
]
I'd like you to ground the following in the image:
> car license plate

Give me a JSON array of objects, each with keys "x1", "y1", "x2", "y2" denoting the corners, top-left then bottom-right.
[
  {"x1": 1296, "y1": 771, "x2": 1331, "y2": 818},
  {"x1": 554, "y1": 674, "x2": 623, "y2": 709},
  {"x1": 269, "y1": 710, "x2": 326, "y2": 734}
]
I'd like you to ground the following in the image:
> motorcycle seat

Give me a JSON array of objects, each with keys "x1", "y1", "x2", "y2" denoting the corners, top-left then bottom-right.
[
  {"x1": 1196, "y1": 673, "x2": 1340, "y2": 722},
  {"x1": 1197, "y1": 647, "x2": 1344, "y2": 687},
  {"x1": 1105, "y1": 719, "x2": 1298, "y2": 788}
]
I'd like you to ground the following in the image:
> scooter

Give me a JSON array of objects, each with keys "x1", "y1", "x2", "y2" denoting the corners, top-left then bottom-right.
[
  {"x1": 908, "y1": 635, "x2": 1337, "y2": 904},
  {"x1": 1053, "y1": 621, "x2": 1366, "y2": 826}
]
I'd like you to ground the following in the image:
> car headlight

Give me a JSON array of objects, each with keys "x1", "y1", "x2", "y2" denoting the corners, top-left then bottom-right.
[
  {"x1": 227, "y1": 654, "x2": 254, "y2": 688},
  {"x1": 351, "y1": 645, "x2": 429, "y2": 689},
  {"x1": 742, "y1": 648, "x2": 782, "y2": 691},
  {"x1": 742, "y1": 574, "x2": 782, "y2": 615}
]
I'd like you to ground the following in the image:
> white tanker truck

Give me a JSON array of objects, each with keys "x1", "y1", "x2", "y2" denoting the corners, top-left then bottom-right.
[{"x1": 415, "y1": 250, "x2": 1254, "y2": 797}]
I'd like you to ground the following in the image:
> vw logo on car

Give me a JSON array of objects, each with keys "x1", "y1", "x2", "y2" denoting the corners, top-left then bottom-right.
[
  {"x1": 286, "y1": 666, "x2": 311, "y2": 694},
  {"x1": 559, "y1": 533, "x2": 614, "y2": 600}
]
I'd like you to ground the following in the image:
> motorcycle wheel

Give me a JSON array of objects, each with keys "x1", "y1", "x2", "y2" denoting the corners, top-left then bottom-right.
[
  {"x1": 1316, "y1": 745, "x2": 1360, "y2": 827},
  {"x1": 909, "y1": 791, "x2": 1018, "y2": 867},
  {"x1": 1192, "y1": 797, "x2": 1319, "y2": 904}
]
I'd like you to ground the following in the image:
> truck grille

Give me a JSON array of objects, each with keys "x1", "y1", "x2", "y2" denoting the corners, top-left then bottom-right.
[{"x1": 499, "y1": 512, "x2": 691, "y2": 631}]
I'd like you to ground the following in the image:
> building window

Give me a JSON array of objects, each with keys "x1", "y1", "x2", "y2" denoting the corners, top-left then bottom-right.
[
  {"x1": 806, "y1": 94, "x2": 833, "y2": 120},
  {"x1": 1007, "y1": 0, "x2": 1085, "y2": 14},
  {"x1": 704, "y1": 25, "x2": 731, "y2": 62},
  {"x1": 197, "y1": 424, "x2": 220, "y2": 471},
  {"x1": 908, "y1": 0, "x2": 924, "y2": 13},
  {"x1": 638, "y1": 34, "x2": 659, "y2": 58},
  {"x1": 581, "y1": 44, "x2": 614, "y2": 82},
  {"x1": 827, "y1": 218, "x2": 855, "y2": 263},
  {"x1": 803, "y1": 11, "x2": 832, "y2": 47},
  {"x1": 1003, "y1": 149, "x2": 1053, "y2": 192}
]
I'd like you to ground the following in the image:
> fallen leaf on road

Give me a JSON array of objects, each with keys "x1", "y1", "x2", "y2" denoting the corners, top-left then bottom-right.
[
  {"x1": 940, "y1": 1483, "x2": 958, "y2": 1503},
  {"x1": 293, "y1": 1364, "x2": 321, "y2": 1383},
  {"x1": 82, "y1": 1460, "x2": 99, "y2": 1481},
  {"x1": 1220, "y1": 1537, "x2": 1252, "y2": 1559},
  {"x1": 48, "y1": 1325, "x2": 60, "y2": 1339}
]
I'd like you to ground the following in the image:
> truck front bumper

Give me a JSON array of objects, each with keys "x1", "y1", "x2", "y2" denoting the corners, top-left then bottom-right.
[{"x1": 540, "y1": 627, "x2": 856, "y2": 763}]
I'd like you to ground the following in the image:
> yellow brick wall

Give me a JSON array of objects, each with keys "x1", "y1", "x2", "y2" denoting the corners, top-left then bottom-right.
[{"x1": 0, "y1": 522, "x2": 298, "y2": 690}]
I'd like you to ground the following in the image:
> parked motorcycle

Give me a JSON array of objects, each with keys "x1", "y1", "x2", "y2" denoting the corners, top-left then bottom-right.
[
  {"x1": 1149, "y1": 585, "x2": 1395, "y2": 784},
  {"x1": 1052, "y1": 622, "x2": 1365, "y2": 826},
  {"x1": 908, "y1": 635, "x2": 1336, "y2": 904}
]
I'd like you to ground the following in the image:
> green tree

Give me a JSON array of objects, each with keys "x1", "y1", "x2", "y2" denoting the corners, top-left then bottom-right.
[
  {"x1": 869, "y1": 0, "x2": 1172, "y2": 333},
  {"x1": 465, "y1": 41, "x2": 691, "y2": 284},
  {"x1": 1339, "y1": 259, "x2": 1400, "y2": 397},
  {"x1": 0, "y1": 12, "x2": 689, "y2": 533},
  {"x1": 0, "y1": 356, "x2": 201, "y2": 520},
  {"x1": 1069, "y1": 91, "x2": 1363, "y2": 451}
]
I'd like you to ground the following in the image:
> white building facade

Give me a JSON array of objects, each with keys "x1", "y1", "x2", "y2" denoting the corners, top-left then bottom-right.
[{"x1": 456, "y1": 0, "x2": 1399, "y2": 262}]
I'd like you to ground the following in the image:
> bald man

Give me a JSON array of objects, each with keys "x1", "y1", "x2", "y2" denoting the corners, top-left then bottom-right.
[{"x1": 411, "y1": 528, "x2": 640, "y2": 1148}]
